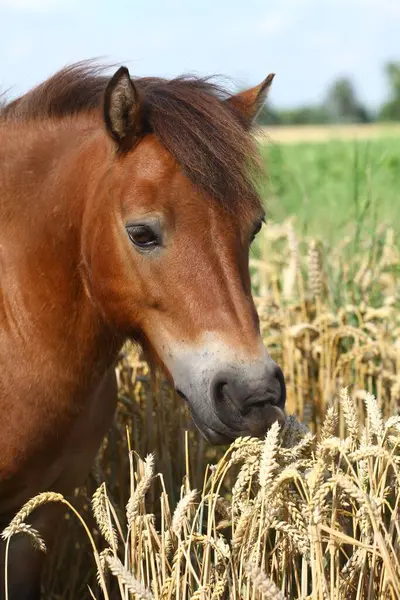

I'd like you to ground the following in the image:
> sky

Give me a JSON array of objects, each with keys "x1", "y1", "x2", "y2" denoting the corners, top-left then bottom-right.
[{"x1": 1, "y1": 0, "x2": 399, "y2": 110}]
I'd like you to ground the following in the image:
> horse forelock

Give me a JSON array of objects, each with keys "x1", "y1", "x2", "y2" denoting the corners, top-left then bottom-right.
[{"x1": 1, "y1": 61, "x2": 264, "y2": 207}]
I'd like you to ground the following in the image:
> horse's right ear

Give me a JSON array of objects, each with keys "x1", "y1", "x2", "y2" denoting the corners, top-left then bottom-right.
[{"x1": 104, "y1": 67, "x2": 142, "y2": 150}]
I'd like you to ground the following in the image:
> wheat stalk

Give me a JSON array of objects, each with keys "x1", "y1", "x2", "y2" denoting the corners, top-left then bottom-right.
[
  {"x1": 246, "y1": 562, "x2": 285, "y2": 600},
  {"x1": 172, "y1": 489, "x2": 198, "y2": 537},
  {"x1": 106, "y1": 555, "x2": 154, "y2": 599},
  {"x1": 92, "y1": 483, "x2": 118, "y2": 547},
  {"x1": 126, "y1": 453, "x2": 155, "y2": 526}
]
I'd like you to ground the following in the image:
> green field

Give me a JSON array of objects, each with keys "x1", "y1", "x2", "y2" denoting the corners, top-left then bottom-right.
[{"x1": 260, "y1": 137, "x2": 400, "y2": 243}]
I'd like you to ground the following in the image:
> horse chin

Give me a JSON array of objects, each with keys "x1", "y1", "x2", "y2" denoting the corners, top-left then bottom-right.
[
  {"x1": 186, "y1": 396, "x2": 286, "y2": 446},
  {"x1": 202, "y1": 430, "x2": 234, "y2": 445},
  {"x1": 190, "y1": 413, "x2": 237, "y2": 446}
]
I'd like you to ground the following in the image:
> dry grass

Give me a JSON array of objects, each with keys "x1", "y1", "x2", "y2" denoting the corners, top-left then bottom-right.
[
  {"x1": 2, "y1": 218, "x2": 400, "y2": 599},
  {"x1": 250, "y1": 219, "x2": 400, "y2": 426},
  {"x1": 258, "y1": 123, "x2": 400, "y2": 144},
  {"x1": 4, "y1": 392, "x2": 400, "y2": 599}
]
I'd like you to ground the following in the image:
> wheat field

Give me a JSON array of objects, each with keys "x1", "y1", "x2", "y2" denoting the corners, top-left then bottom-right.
[
  {"x1": 4, "y1": 394, "x2": 400, "y2": 600},
  {"x1": 2, "y1": 211, "x2": 400, "y2": 599},
  {"x1": 259, "y1": 123, "x2": 400, "y2": 144}
]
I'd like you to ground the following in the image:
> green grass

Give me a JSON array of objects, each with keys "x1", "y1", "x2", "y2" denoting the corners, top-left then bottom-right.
[{"x1": 260, "y1": 137, "x2": 400, "y2": 244}]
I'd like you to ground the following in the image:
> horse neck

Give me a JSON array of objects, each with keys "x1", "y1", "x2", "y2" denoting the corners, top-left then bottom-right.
[{"x1": 2, "y1": 118, "x2": 122, "y2": 384}]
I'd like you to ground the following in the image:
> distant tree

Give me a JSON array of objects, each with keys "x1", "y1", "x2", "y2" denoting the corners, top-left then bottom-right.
[
  {"x1": 379, "y1": 62, "x2": 400, "y2": 121},
  {"x1": 255, "y1": 75, "x2": 375, "y2": 126},
  {"x1": 256, "y1": 105, "x2": 282, "y2": 126},
  {"x1": 257, "y1": 104, "x2": 331, "y2": 126},
  {"x1": 278, "y1": 106, "x2": 331, "y2": 125},
  {"x1": 324, "y1": 77, "x2": 370, "y2": 123},
  {"x1": 386, "y1": 62, "x2": 400, "y2": 97}
]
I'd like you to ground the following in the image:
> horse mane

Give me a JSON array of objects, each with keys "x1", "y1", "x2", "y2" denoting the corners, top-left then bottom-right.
[{"x1": 1, "y1": 61, "x2": 263, "y2": 204}]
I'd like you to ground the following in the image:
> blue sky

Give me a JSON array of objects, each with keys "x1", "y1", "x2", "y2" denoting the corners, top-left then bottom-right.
[{"x1": 1, "y1": 0, "x2": 399, "y2": 109}]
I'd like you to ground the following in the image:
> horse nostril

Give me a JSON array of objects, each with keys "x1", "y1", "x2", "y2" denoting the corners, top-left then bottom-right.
[
  {"x1": 214, "y1": 381, "x2": 229, "y2": 404},
  {"x1": 210, "y1": 365, "x2": 286, "y2": 428},
  {"x1": 213, "y1": 380, "x2": 243, "y2": 413},
  {"x1": 274, "y1": 365, "x2": 286, "y2": 407}
]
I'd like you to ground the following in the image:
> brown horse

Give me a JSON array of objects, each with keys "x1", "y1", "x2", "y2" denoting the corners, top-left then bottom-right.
[{"x1": 0, "y1": 62, "x2": 285, "y2": 599}]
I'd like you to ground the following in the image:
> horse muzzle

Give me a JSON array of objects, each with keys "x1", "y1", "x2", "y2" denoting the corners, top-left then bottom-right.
[{"x1": 169, "y1": 336, "x2": 286, "y2": 444}]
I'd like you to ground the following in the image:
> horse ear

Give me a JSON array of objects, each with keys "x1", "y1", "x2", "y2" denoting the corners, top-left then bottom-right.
[
  {"x1": 226, "y1": 73, "x2": 275, "y2": 127},
  {"x1": 104, "y1": 66, "x2": 142, "y2": 149}
]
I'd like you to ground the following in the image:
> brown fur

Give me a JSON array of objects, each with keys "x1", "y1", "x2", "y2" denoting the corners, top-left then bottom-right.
[
  {"x1": 0, "y1": 61, "x2": 273, "y2": 599},
  {"x1": 2, "y1": 61, "x2": 262, "y2": 206}
]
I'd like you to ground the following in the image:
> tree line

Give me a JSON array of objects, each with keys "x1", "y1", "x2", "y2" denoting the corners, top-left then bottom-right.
[{"x1": 258, "y1": 61, "x2": 400, "y2": 126}]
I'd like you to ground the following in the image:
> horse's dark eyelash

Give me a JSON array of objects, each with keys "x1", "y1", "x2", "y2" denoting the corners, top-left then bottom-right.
[
  {"x1": 127, "y1": 225, "x2": 159, "y2": 248},
  {"x1": 253, "y1": 221, "x2": 263, "y2": 237}
]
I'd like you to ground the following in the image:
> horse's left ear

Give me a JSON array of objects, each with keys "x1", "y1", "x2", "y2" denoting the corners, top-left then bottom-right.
[
  {"x1": 226, "y1": 73, "x2": 275, "y2": 127},
  {"x1": 104, "y1": 66, "x2": 142, "y2": 149}
]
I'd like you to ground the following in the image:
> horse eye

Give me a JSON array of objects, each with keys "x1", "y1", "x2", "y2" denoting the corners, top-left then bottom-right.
[
  {"x1": 251, "y1": 221, "x2": 263, "y2": 242},
  {"x1": 127, "y1": 225, "x2": 159, "y2": 249}
]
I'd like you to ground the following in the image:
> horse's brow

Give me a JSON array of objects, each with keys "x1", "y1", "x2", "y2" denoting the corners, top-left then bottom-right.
[{"x1": 256, "y1": 209, "x2": 266, "y2": 224}]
